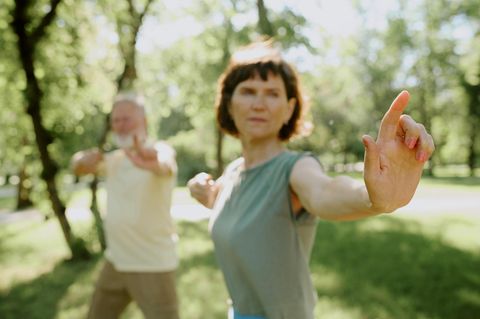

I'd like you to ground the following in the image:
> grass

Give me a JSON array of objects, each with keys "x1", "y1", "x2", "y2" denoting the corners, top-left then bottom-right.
[
  {"x1": 0, "y1": 218, "x2": 228, "y2": 319},
  {"x1": 311, "y1": 217, "x2": 480, "y2": 319},
  {"x1": 0, "y1": 181, "x2": 479, "y2": 319},
  {"x1": 420, "y1": 176, "x2": 480, "y2": 190}
]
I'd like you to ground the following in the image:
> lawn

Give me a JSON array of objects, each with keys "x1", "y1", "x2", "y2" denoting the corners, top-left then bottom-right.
[{"x1": 0, "y1": 179, "x2": 479, "y2": 319}]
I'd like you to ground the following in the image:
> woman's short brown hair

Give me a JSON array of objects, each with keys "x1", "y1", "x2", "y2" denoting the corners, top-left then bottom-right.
[{"x1": 215, "y1": 41, "x2": 307, "y2": 141}]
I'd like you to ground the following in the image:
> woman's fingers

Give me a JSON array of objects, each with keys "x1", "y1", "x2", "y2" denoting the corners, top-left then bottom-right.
[
  {"x1": 398, "y1": 115, "x2": 435, "y2": 162},
  {"x1": 398, "y1": 115, "x2": 419, "y2": 149},
  {"x1": 415, "y1": 127, "x2": 435, "y2": 162}
]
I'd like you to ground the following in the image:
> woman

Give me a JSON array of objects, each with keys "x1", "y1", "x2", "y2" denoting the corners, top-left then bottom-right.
[{"x1": 188, "y1": 41, "x2": 434, "y2": 319}]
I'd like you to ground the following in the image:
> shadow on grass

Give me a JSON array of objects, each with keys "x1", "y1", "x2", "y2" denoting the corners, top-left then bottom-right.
[
  {"x1": 312, "y1": 217, "x2": 480, "y2": 319},
  {"x1": 0, "y1": 256, "x2": 99, "y2": 319}
]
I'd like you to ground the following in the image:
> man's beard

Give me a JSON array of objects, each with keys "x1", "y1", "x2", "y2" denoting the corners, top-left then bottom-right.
[{"x1": 112, "y1": 131, "x2": 146, "y2": 149}]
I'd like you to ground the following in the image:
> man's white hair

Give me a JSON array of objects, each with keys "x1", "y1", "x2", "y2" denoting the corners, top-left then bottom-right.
[{"x1": 113, "y1": 92, "x2": 146, "y2": 115}]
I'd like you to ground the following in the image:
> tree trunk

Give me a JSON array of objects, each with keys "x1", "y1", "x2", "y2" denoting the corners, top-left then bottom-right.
[
  {"x1": 90, "y1": 175, "x2": 106, "y2": 250},
  {"x1": 16, "y1": 164, "x2": 33, "y2": 210},
  {"x1": 215, "y1": 11, "x2": 235, "y2": 176},
  {"x1": 467, "y1": 123, "x2": 477, "y2": 177},
  {"x1": 11, "y1": 0, "x2": 90, "y2": 260},
  {"x1": 466, "y1": 85, "x2": 480, "y2": 177},
  {"x1": 89, "y1": 111, "x2": 109, "y2": 251},
  {"x1": 117, "y1": 42, "x2": 137, "y2": 91},
  {"x1": 417, "y1": 84, "x2": 435, "y2": 176},
  {"x1": 257, "y1": 0, "x2": 275, "y2": 37}
]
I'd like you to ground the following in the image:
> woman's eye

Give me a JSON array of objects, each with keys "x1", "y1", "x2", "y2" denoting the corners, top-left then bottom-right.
[
  {"x1": 267, "y1": 91, "x2": 279, "y2": 97},
  {"x1": 241, "y1": 88, "x2": 255, "y2": 95}
]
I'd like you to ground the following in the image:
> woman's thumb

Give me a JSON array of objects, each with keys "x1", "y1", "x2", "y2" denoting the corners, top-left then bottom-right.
[{"x1": 362, "y1": 135, "x2": 380, "y2": 173}]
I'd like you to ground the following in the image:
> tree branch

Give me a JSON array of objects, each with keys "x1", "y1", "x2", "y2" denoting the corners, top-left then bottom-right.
[
  {"x1": 31, "y1": 0, "x2": 63, "y2": 45},
  {"x1": 127, "y1": 0, "x2": 137, "y2": 20},
  {"x1": 139, "y1": 0, "x2": 155, "y2": 23}
]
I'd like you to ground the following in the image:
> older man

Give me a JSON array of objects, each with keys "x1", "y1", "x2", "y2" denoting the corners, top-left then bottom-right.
[{"x1": 72, "y1": 93, "x2": 180, "y2": 319}]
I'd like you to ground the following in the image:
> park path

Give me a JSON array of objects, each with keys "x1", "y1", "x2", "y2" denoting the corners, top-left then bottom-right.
[
  {"x1": 396, "y1": 185, "x2": 479, "y2": 217},
  {"x1": 0, "y1": 183, "x2": 478, "y2": 224}
]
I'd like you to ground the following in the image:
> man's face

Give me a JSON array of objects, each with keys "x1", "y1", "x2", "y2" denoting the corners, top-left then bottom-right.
[
  {"x1": 110, "y1": 101, "x2": 145, "y2": 137},
  {"x1": 110, "y1": 101, "x2": 146, "y2": 148}
]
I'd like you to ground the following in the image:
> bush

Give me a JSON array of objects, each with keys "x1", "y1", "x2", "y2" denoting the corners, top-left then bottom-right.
[{"x1": 168, "y1": 131, "x2": 210, "y2": 185}]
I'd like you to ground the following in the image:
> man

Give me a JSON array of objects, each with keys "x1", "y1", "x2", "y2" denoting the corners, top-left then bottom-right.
[{"x1": 72, "y1": 93, "x2": 180, "y2": 319}]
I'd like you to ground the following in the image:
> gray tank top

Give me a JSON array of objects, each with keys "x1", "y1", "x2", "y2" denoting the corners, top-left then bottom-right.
[{"x1": 210, "y1": 151, "x2": 318, "y2": 318}]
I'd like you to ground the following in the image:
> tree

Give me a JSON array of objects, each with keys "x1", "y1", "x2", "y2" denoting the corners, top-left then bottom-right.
[
  {"x1": 9, "y1": 0, "x2": 89, "y2": 259},
  {"x1": 136, "y1": 0, "x2": 312, "y2": 181},
  {"x1": 458, "y1": 0, "x2": 480, "y2": 176},
  {"x1": 460, "y1": 35, "x2": 480, "y2": 176},
  {"x1": 406, "y1": 0, "x2": 460, "y2": 176},
  {"x1": 257, "y1": 0, "x2": 274, "y2": 37}
]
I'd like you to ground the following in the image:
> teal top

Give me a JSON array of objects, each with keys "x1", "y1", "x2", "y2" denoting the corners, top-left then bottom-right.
[{"x1": 210, "y1": 151, "x2": 318, "y2": 319}]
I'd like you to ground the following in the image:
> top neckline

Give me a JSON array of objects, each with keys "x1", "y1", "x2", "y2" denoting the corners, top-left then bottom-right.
[{"x1": 239, "y1": 151, "x2": 288, "y2": 175}]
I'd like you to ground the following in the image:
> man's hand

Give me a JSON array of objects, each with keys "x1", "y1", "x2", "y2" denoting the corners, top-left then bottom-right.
[
  {"x1": 125, "y1": 135, "x2": 173, "y2": 175},
  {"x1": 71, "y1": 148, "x2": 103, "y2": 176},
  {"x1": 362, "y1": 90, "x2": 435, "y2": 212}
]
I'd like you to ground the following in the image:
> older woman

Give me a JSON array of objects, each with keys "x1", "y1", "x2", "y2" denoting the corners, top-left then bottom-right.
[{"x1": 188, "y1": 42, "x2": 434, "y2": 319}]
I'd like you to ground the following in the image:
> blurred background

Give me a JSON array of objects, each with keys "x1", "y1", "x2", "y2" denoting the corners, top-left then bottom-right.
[{"x1": 0, "y1": 0, "x2": 479, "y2": 318}]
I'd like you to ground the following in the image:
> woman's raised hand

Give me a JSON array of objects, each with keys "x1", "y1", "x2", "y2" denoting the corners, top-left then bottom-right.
[{"x1": 362, "y1": 91, "x2": 435, "y2": 212}]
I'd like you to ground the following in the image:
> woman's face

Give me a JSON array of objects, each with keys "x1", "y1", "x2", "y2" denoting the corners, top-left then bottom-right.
[{"x1": 229, "y1": 72, "x2": 295, "y2": 142}]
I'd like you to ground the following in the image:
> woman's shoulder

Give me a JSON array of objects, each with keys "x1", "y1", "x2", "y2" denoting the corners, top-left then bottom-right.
[
  {"x1": 285, "y1": 150, "x2": 321, "y2": 164},
  {"x1": 283, "y1": 150, "x2": 321, "y2": 167}
]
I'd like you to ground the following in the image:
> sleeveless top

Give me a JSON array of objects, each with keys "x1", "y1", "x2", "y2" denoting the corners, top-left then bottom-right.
[{"x1": 210, "y1": 151, "x2": 318, "y2": 319}]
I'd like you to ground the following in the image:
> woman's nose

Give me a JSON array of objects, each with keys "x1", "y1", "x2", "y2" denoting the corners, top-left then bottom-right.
[{"x1": 251, "y1": 94, "x2": 266, "y2": 110}]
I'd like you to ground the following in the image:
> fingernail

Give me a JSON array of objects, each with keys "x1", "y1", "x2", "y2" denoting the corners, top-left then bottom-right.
[
  {"x1": 416, "y1": 151, "x2": 427, "y2": 162},
  {"x1": 362, "y1": 135, "x2": 370, "y2": 148},
  {"x1": 405, "y1": 137, "x2": 416, "y2": 149}
]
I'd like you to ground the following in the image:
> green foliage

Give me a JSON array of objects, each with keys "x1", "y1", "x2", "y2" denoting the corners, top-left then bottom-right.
[
  {"x1": 136, "y1": 0, "x2": 315, "y2": 174},
  {"x1": 0, "y1": 1, "x2": 33, "y2": 176},
  {"x1": 168, "y1": 131, "x2": 209, "y2": 185}
]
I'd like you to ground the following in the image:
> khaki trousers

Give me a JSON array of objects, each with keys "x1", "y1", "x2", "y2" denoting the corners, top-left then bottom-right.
[{"x1": 87, "y1": 260, "x2": 179, "y2": 319}]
